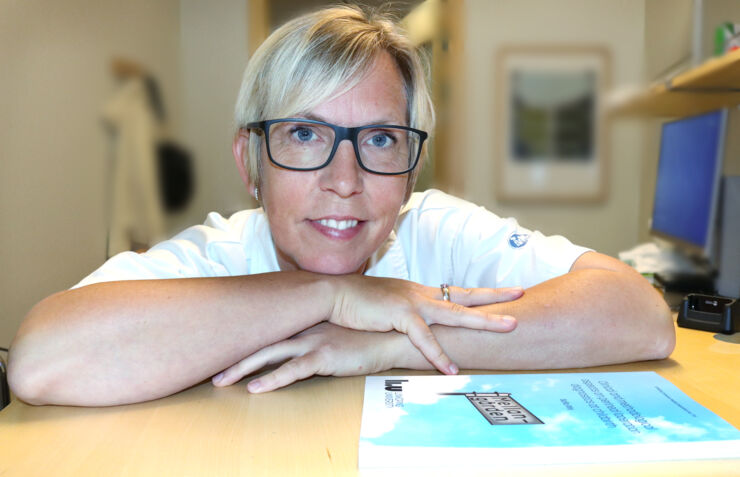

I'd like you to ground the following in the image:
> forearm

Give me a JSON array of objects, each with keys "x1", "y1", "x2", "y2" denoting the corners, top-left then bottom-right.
[
  {"x1": 8, "y1": 272, "x2": 334, "y2": 406},
  {"x1": 393, "y1": 268, "x2": 675, "y2": 371}
]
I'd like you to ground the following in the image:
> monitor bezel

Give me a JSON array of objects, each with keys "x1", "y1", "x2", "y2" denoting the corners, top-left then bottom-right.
[{"x1": 649, "y1": 108, "x2": 728, "y2": 266}]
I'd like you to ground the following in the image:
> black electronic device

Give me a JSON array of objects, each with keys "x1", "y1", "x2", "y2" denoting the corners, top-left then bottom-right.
[
  {"x1": 0, "y1": 355, "x2": 9, "y2": 411},
  {"x1": 677, "y1": 293, "x2": 740, "y2": 334},
  {"x1": 651, "y1": 109, "x2": 727, "y2": 265},
  {"x1": 655, "y1": 271, "x2": 716, "y2": 294},
  {"x1": 715, "y1": 176, "x2": 740, "y2": 298},
  {"x1": 650, "y1": 109, "x2": 740, "y2": 299}
]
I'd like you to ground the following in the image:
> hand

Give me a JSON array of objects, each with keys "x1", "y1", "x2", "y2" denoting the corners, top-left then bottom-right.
[
  {"x1": 212, "y1": 322, "x2": 397, "y2": 393},
  {"x1": 328, "y1": 276, "x2": 522, "y2": 375}
]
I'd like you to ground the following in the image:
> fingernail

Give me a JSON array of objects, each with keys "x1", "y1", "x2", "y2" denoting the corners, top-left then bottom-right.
[
  {"x1": 449, "y1": 363, "x2": 459, "y2": 374},
  {"x1": 212, "y1": 372, "x2": 224, "y2": 384},
  {"x1": 502, "y1": 315, "x2": 517, "y2": 325},
  {"x1": 509, "y1": 286, "x2": 524, "y2": 294},
  {"x1": 247, "y1": 379, "x2": 262, "y2": 393}
]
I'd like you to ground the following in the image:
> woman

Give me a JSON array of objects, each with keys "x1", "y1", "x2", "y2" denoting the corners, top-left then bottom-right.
[{"x1": 8, "y1": 6, "x2": 674, "y2": 406}]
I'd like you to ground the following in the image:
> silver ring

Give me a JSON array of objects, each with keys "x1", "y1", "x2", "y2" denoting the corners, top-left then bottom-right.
[{"x1": 440, "y1": 283, "x2": 450, "y2": 302}]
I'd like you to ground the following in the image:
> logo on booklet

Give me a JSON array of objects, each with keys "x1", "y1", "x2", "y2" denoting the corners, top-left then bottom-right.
[
  {"x1": 384, "y1": 379, "x2": 408, "y2": 408},
  {"x1": 508, "y1": 232, "x2": 529, "y2": 248}
]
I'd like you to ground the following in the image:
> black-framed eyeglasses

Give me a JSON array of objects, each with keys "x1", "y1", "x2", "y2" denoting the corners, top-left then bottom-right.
[{"x1": 245, "y1": 118, "x2": 428, "y2": 175}]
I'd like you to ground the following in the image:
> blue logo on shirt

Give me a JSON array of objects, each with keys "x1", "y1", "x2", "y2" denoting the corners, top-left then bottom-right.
[{"x1": 508, "y1": 233, "x2": 529, "y2": 248}]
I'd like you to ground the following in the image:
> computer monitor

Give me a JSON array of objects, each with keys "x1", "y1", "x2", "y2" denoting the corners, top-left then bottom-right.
[{"x1": 650, "y1": 109, "x2": 727, "y2": 266}]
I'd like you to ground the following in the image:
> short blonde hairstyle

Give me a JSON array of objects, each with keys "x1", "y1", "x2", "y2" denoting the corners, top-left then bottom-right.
[{"x1": 233, "y1": 4, "x2": 435, "y2": 200}]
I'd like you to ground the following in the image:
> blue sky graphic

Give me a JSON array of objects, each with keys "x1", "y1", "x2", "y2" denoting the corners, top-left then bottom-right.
[{"x1": 364, "y1": 373, "x2": 740, "y2": 448}]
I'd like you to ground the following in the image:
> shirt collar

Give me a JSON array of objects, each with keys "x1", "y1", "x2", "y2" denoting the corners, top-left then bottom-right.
[
  {"x1": 364, "y1": 229, "x2": 409, "y2": 280},
  {"x1": 247, "y1": 209, "x2": 281, "y2": 274}
]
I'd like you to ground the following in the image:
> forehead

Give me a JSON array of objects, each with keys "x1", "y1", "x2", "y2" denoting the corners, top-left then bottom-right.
[{"x1": 304, "y1": 52, "x2": 407, "y2": 126}]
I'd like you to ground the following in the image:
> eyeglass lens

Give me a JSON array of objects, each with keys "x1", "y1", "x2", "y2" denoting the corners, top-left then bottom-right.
[{"x1": 267, "y1": 121, "x2": 420, "y2": 174}]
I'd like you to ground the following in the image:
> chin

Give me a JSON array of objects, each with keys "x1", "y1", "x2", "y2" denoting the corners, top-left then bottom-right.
[{"x1": 298, "y1": 256, "x2": 367, "y2": 275}]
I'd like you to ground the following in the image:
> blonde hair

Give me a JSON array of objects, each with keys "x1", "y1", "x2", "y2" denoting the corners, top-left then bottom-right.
[{"x1": 233, "y1": 4, "x2": 435, "y2": 200}]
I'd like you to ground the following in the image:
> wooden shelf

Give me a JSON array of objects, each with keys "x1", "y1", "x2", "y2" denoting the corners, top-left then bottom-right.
[{"x1": 610, "y1": 47, "x2": 740, "y2": 117}]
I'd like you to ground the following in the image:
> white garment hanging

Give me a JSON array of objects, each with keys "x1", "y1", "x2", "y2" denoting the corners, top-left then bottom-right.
[{"x1": 102, "y1": 77, "x2": 165, "y2": 255}]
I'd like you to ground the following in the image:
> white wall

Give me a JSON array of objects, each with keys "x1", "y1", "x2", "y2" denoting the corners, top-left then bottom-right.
[
  {"x1": 463, "y1": 0, "x2": 646, "y2": 256},
  {"x1": 0, "y1": 0, "x2": 250, "y2": 347},
  {"x1": 179, "y1": 0, "x2": 252, "y2": 221},
  {"x1": 0, "y1": 0, "x2": 183, "y2": 346}
]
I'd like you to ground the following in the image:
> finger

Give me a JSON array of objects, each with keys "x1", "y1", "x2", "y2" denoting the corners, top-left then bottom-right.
[
  {"x1": 401, "y1": 314, "x2": 458, "y2": 375},
  {"x1": 421, "y1": 300, "x2": 517, "y2": 332},
  {"x1": 443, "y1": 286, "x2": 524, "y2": 307},
  {"x1": 213, "y1": 341, "x2": 300, "y2": 387},
  {"x1": 247, "y1": 353, "x2": 322, "y2": 393}
]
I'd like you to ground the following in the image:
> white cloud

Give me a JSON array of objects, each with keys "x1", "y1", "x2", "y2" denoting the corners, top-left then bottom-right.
[
  {"x1": 361, "y1": 403, "x2": 407, "y2": 439},
  {"x1": 360, "y1": 375, "x2": 477, "y2": 439},
  {"x1": 530, "y1": 377, "x2": 560, "y2": 392},
  {"x1": 633, "y1": 416, "x2": 709, "y2": 443},
  {"x1": 540, "y1": 411, "x2": 582, "y2": 434},
  {"x1": 361, "y1": 403, "x2": 408, "y2": 439},
  {"x1": 403, "y1": 375, "x2": 472, "y2": 405}
]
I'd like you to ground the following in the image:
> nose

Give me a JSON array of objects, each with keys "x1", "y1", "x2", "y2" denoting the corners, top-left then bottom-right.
[{"x1": 318, "y1": 139, "x2": 363, "y2": 198}]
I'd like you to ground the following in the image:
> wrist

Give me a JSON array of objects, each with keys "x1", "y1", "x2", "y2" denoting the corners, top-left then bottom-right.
[
  {"x1": 385, "y1": 329, "x2": 433, "y2": 371},
  {"x1": 315, "y1": 272, "x2": 348, "y2": 323},
  {"x1": 321, "y1": 272, "x2": 365, "y2": 323},
  {"x1": 280, "y1": 270, "x2": 342, "y2": 328}
]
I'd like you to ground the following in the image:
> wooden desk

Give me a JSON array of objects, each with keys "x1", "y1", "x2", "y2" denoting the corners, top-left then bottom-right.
[{"x1": 1, "y1": 324, "x2": 739, "y2": 476}]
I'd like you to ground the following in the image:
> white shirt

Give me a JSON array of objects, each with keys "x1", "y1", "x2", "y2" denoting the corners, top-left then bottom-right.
[{"x1": 73, "y1": 190, "x2": 590, "y2": 289}]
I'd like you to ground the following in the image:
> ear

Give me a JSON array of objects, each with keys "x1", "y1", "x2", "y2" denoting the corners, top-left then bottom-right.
[{"x1": 233, "y1": 129, "x2": 257, "y2": 197}]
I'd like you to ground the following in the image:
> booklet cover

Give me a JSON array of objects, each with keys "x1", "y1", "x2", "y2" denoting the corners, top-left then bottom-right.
[{"x1": 359, "y1": 372, "x2": 740, "y2": 468}]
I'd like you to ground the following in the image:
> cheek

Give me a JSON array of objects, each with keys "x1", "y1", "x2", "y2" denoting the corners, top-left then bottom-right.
[
  {"x1": 261, "y1": 171, "x2": 310, "y2": 217},
  {"x1": 377, "y1": 174, "x2": 407, "y2": 201},
  {"x1": 368, "y1": 176, "x2": 407, "y2": 222}
]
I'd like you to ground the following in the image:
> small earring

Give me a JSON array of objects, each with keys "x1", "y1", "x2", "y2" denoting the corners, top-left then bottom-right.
[{"x1": 254, "y1": 185, "x2": 259, "y2": 202}]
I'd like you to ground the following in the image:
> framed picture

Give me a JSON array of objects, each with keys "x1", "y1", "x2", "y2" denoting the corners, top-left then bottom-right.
[{"x1": 495, "y1": 46, "x2": 610, "y2": 203}]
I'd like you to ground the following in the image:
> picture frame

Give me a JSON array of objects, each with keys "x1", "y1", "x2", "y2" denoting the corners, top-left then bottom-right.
[{"x1": 494, "y1": 46, "x2": 610, "y2": 203}]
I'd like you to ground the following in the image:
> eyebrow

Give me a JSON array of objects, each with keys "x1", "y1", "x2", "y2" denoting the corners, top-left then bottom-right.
[{"x1": 301, "y1": 112, "x2": 406, "y2": 126}]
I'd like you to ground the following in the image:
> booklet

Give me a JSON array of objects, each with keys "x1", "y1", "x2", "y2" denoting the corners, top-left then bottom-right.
[{"x1": 359, "y1": 372, "x2": 740, "y2": 468}]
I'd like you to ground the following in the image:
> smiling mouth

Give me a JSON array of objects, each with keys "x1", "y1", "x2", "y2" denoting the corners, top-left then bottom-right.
[
  {"x1": 309, "y1": 217, "x2": 365, "y2": 240},
  {"x1": 316, "y1": 218, "x2": 359, "y2": 230}
]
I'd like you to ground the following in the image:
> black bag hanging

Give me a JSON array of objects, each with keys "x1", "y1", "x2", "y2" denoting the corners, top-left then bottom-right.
[
  {"x1": 144, "y1": 76, "x2": 194, "y2": 213},
  {"x1": 157, "y1": 141, "x2": 194, "y2": 213}
]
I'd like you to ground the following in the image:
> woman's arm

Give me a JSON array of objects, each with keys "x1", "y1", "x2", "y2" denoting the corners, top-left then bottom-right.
[
  {"x1": 218, "y1": 252, "x2": 674, "y2": 392},
  {"x1": 9, "y1": 273, "x2": 332, "y2": 406},
  {"x1": 400, "y1": 251, "x2": 675, "y2": 370},
  {"x1": 8, "y1": 272, "x2": 517, "y2": 406}
]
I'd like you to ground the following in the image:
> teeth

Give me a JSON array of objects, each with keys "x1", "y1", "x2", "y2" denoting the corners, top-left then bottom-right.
[{"x1": 318, "y1": 219, "x2": 358, "y2": 230}]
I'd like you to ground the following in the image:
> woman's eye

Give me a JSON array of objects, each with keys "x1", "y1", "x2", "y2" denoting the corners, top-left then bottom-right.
[
  {"x1": 292, "y1": 127, "x2": 315, "y2": 142},
  {"x1": 368, "y1": 133, "x2": 394, "y2": 148}
]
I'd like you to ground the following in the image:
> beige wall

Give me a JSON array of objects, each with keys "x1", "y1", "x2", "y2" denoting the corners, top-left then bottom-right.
[
  {"x1": 463, "y1": 0, "x2": 646, "y2": 256},
  {"x1": 179, "y1": 0, "x2": 252, "y2": 221},
  {"x1": 638, "y1": 0, "x2": 692, "y2": 244},
  {"x1": 0, "y1": 0, "x2": 182, "y2": 346},
  {"x1": 0, "y1": 0, "x2": 250, "y2": 347}
]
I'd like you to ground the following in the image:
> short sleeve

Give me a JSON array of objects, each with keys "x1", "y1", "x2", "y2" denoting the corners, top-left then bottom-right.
[
  {"x1": 398, "y1": 190, "x2": 592, "y2": 289},
  {"x1": 71, "y1": 210, "x2": 259, "y2": 289}
]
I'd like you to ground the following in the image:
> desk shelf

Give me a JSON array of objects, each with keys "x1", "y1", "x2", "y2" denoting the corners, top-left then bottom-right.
[{"x1": 611, "y1": 48, "x2": 740, "y2": 117}]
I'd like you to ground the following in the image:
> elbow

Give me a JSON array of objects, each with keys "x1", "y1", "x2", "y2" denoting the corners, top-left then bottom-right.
[
  {"x1": 646, "y1": 295, "x2": 676, "y2": 361},
  {"x1": 7, "y1": 297, "x2": 65, "y2": 406},
  {"x1": 7, "y1": 347, "x2": 51, "y2": 406},
  {"x1": 650, "y1": 326, "x2": 676, "y2": 362}
]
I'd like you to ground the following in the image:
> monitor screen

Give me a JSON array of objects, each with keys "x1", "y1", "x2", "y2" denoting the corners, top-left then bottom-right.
[{"x1": 651, "y1": 109, "x2": 726, "y2": 260}]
